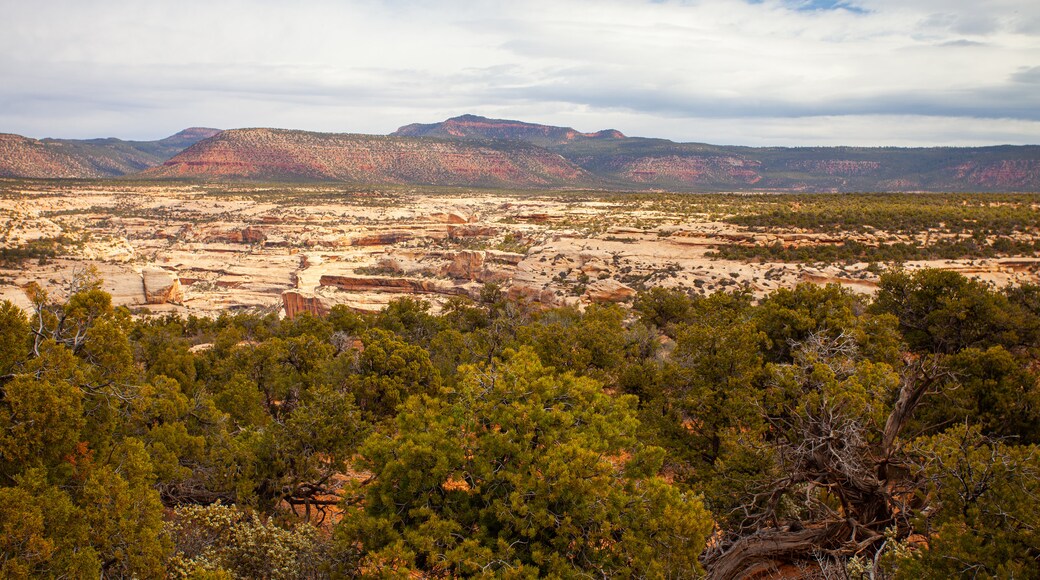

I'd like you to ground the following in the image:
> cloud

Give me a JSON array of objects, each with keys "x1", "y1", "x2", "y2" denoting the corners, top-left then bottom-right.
[
  {"x1": 744, "y1": 0, "x2": 867, "y2": 12},
  {"x1": 784, "y1": 0, "x2": 868, "y2": 14},
  {"x1": 937, "y1": 39, "x2": 987, "y2": 47},
  {"x1": 1013, "y1": 66, "x2": 1040, "y2": 84},
  {"x1": 0, "y1": 0, "x2": 1038, "y2": 145}
]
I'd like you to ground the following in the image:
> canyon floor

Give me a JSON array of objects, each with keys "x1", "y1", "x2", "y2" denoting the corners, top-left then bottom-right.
[{"x1": 2, "y1": 181, "x2": 1039, "y2": 317}]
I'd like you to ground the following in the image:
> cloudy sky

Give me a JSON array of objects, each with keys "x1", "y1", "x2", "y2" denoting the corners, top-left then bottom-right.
[{"x1": 1, "y1": 0, "x2": 1038, "y2": 146}]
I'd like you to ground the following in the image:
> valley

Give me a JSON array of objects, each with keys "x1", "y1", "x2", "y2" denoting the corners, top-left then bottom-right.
[{"x1": 3, "y1": 180, "x2": 1039, "y2": 319}]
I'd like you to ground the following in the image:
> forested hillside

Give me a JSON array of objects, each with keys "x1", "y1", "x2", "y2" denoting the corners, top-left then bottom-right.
[{"x1": 2, "y1": 268, "x2": 1039, "y2": 577}]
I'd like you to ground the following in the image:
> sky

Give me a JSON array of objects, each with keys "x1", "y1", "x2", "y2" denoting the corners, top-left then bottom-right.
[{"x1": 1, "y1": 0, "x2": 1038, "y2": 146}]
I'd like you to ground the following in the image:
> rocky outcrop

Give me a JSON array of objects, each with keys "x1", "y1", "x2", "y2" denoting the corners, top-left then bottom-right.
[
  {"x1": 142, "y1": 267, "x2": 184, "y2": 304},
  {"x1": 352, "y1": 232, "x2": 413, "y2": 246},
  {"x1": 204, "y1": 227, "x2": 267, "y2": 244},
  {"x1": 429, "y1": 212, "x2": 470, "y2": 224},
  {"x1": 486, "y1": 251, "x2": 525, "y2": 265},
  {"x1": 319, "y1": 275, "x2": 470, "y2": 296},
  {"x1": 443, "y1": 251, "x2": 485, "y2": 281},
  {"x1": 10, "y1": 180, "x2": 1040, "y2": 321},
  {"x1": 370, "y1": 257, "x2": 405, "y2": 274},
  {"x1": 583, "y1": 279, "x2": 636, "y2": 304},
  {"x1": 240, "y1": 227, "x2": 266, "y2": 244},
  {"x1": 282, "y1": 290, "x2": 330, "y2": 319},
  {"x1": 447, "y1": 224, "x2": 498, "y2": 238},
  {"x1": 618, "y1": 155, "x2": 763, "y2": 186},
  {"x1": 953, "y1": 159, "x2": 1040, "y2": 189},
  {"x1": 506, "y1": 284, "x2": 558, "y2": 305}
]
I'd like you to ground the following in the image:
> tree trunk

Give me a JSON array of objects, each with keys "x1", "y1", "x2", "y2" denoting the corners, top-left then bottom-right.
[{"x1": 706, "y1": 522, "x2": 849, "y2": 580}]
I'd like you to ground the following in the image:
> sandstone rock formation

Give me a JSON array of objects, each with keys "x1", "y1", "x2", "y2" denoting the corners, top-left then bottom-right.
[
  {"x1": 486, "y1": 251, "x2": 524, "y2": 265},
  {"x1": 583, "y1": 279, "x2": 636, "y2": 304},
  {"x1": 429, "y1": 212, "x2": 470, "y2": 224},
  {"x1": 240, "y1": 227, "x2": 266, "y2": 244},
  {"x1": 447, "y1": 224, "x2": 498, "y2": 238},
  {"x1": 142, "y1": 267, "x2": 184, "y2": 305},
  {"x1": 353, "y1": 232, "x2": 413, "y2": 246},
  {"x1": 205, "y1": 226, "x2": 267, "y2": 244},
  {"x1": 444, "y1": 251, "x2": 485, "y2": 281},
  {"x1": 319, "y1": 275, "x2": 471, "y2": 297},
  {"x1": 283, "y1": 290, "x2": 330, "y2": 319},
  {"x1": 506, "y1": 284, "x2": 559, "y2": 306}
]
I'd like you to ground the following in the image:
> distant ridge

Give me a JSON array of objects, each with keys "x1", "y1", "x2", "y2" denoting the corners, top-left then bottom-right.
[
  {"x1": 393, "y1": 114, "x2": 626, "y2": 148},
  {"x1": 140, "y1": 127, "x2": 594, "y2": 187},
  {"x1": 0, "y1": 128, "x2": 220, "y2": 178},
  {"x1": 148, "y1": 127, "x2": 223, "y2": 151},
  {"x1": 2, "y1": 116, "x2": 1039, "y2": 191},
  {"x1": 392, "y1": 115, "x2": 1040, "y2": 192},
  {"x1": 0, "y1": 133, "x2": 98, "y2": 179}
]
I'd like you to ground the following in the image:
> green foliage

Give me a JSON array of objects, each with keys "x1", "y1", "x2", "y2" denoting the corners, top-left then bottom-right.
[
  {"x1": 899, "y1": 426, "x2": 1040, "y2": 578},
  {"x1": 124, "y1": 375, "x2": 226, "y2": 500},
  {"x1": 708, "y1": 237, "x2": 1040, "y2": 263},
  {"x1": 665, "y1": 294, "x2": 767, "y2": 467},
  {"x1": 330, "y1": 328, "x2": 442, "y2": 422},
  {"x1": 1, "y1": 282, "x2": 174, "y2": 577},
  {"x1": 327, "y1": 304, "x2": 367, "y2": 335},
  {"x1": 723, "y1": 193, "x2": 1040, "y2": 235},
  {"x1": 872, "y1": 268, "x2": 1037, "y2": 354},
  {"x1": 0, "y1": 300, "x2": 29, "y2": 375},
  {"x1": 754, "y1": 282, "x2": 864, "y2": 362},
  {"x1": 252, "y1": 385, "x2": 368, "y2": 513},
  {"x1": 697, "y1": 193, "x2": 1040, "y2": 263},
  {"x1": 206, "y1": 332, "x2": 334, "y2": 420},
  {"x1": 373, "y1": 296, "x2": 441, "y2": 345},
  {"x1": 427, "y1": 327, "x2": 475, "y2": 385},
  {"x1": 80, "y1": 439, "x2": 168, "y2": 578},
  {"x1": 132, "y1": 316, "x2": 199, "y2": 391},
  {"x1": 337, "y1": 348, "x2": 712, "y2": 577},
  {"x1": 214, "y1": 373, "x2": 269, "y2": 428},
  {"x1": 0, "y1": 470, "x2": 99, "y2": 579},
  {"x1": 0, "y1": 485, "x2": 54, "y2": 579},
  {"x1": 0, "y1": 235, "x2": 80, "y2": 267},
  {"x1": 0, "y1": 371, "x2": 84, "y2": 475},
  {"x1": 518, "y1": 303, "x2": 628, "y2": 382},
  {"x1": 914, "y1": 346, "x2": 1040, "y2": 441},
  {"x1": 5, "y1": 264, "x2": 1040, "y2": 577},
  {"x1": 633, "y1": 286, "x2": 697, "y2": 334},
  {"x1": 276, "y1": 311, "x2": 334, "y2": 342}
]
